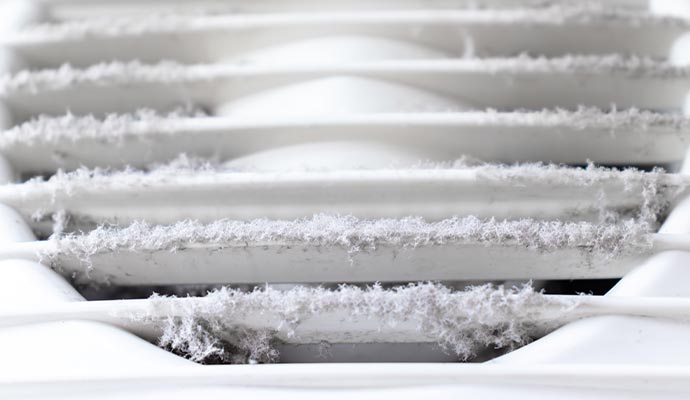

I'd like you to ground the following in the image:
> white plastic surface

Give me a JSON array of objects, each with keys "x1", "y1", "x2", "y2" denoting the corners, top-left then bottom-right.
[
  {"x1": 495, "y1": 315, "x2": 690, "y2": 365},
  {"x1": 215, "y1": 76, "x2": 467, "y2": 117},
  {"x1": 0, "y1": 1, "x2": 45, "y2": 32},
  {"x1": 659, "y1": 198, "x2": 690, "y2": 234},
  {"x1": 3, "y1": 363, "x2": 690, "y2": 398},
  {"x1": 0, "y1": 204, "x2": 35, "y2": 244},
  {"x1": 230, "y1": 35, "x2": 449, "y2": 65},
  {"x1": 0, "y1": 260, "x2": 83, "y2": 307},
  {"x1": 0, "y1": 321, "x2": 194, "y2": 383},
  {"x1": 669, "y1": 33, "x2": 690, "y2": 67},
  {"x1": 650, "y1": 0, "x2": 690, "y2": 18},
  {"x1": 607, "y1": 252, "x2": 690, "y2": 297},
  {"x1": 225, "y1": 141, "x2": 434, "y2": 171},
  {"x1": 11, "y1": 383, "x2": 680, "y2": 400}
]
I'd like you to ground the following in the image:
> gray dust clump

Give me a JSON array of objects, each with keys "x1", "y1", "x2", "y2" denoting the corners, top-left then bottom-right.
[{"x1": 144, "y1": 282, "x2": 578, "y2": 363}]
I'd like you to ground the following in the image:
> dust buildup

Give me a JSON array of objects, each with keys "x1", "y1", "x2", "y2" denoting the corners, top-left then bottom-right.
[
  {"x1": 146, "y1": 282, "x2": 577, "y2": 363},
  {"x1": 2, "y1": 55, "x2": 689, "y2": 95},
  {"x1": 44, "y1": 214, "x2": 653, "y2": 269},
  {"x1": 158, "y1": 315, "x2": 278, "y2": 364},
  {"x1": 0, "y1": 107, "x2": 204, "y2": 146},
  {"x1": 3, "y1": 106, "x2": 688, "y2": 150}
]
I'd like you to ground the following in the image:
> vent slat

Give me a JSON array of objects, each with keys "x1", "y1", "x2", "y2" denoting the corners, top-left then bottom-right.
[
  {"x1": 3, "y1": 111, "x2": 690, "y2": 172},
  {"x1": 3, "y1": 10, "x2": 687, "y2": 68},
  {"x1": 2, "y1": 167, "x2": 677, "y2": 232},
  {"x1": 0, "y1": 229, "x2": 674, "y2": 284},
  {"x1": 3, "y1": 59, "x2": 690, "y2": 120},
  {"x1": 2, "y1": 294, "x2": 690, "y2": 345}
]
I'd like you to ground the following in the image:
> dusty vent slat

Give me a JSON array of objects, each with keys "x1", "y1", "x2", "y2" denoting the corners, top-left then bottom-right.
[
  {"x1": 3, "y1": 9, "x2": 688, "y2": 68},
  {"x1": 2, "y1": 109, "x2": 690, "y2": 172},
  {"x1": 3, "y1": 217, "x2": 685, "y2": 284},
  {"x1": 0, "y1": 163, "x2": 676, "y2": 227},
  {"x1": 2, "y1": 58, "x2": 690, "y2": 121}
]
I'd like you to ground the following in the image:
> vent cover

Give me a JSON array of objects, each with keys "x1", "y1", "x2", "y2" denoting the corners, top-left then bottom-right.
[{"x1": 1, "y1": 0, "x2": 690, "y2": 398}]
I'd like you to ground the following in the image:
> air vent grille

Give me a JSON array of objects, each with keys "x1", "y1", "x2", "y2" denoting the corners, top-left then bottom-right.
[{"x1": 1, "y1": 1, "x2": 690, "y2": 398}]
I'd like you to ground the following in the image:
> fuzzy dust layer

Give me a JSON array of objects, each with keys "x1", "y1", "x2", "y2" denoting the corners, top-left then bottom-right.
[
  {"x1": 1, "y1": 55, "x2": 689, "y2": 95},
  {"x1": 145, "y1": 282, "x2": 578, "y2": 364},
  {"x1": 2, "y1": 106, "x2": 689, "y2": 149},
  {"x1": 473, "y1": 162, "x2": 670, "y2": 226},
  {"x1": 19, "y1": 152, "x2": 673, "y2": 193},
  {"x1": 0, "y1": 107, "x2": 206, "y2": 147},
  {"x1": 44, "y1": 213, "x2": 653, "y2": 268},
  {"x1": 20, "y1": 154, "x2": 672, "y2": 238}
]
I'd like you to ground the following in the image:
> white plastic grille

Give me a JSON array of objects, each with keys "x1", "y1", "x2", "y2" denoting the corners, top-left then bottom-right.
[{"x1": 1, "y1": 0, "x2": 690, "y2": 398}]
